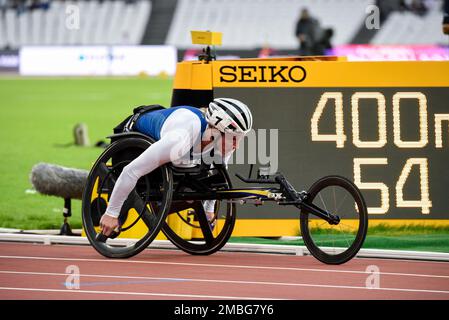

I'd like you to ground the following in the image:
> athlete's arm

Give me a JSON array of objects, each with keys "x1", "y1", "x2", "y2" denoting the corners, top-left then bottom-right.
[{"x1": 100, "y1": 109, "x2": 202, "y2": 236}]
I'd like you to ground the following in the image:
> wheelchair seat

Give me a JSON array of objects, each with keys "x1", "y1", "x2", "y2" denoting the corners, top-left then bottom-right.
[{"x1": 169, "y1": 163, "x2": 204, "y2": 175}]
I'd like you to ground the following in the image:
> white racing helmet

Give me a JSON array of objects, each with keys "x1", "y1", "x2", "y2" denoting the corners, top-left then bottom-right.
[{"x1": 205, "y1": 98, "x2": 253, "y2": 135}]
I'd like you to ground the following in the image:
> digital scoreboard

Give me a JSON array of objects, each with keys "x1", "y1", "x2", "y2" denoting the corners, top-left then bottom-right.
[{"x1": 172, "y1": 58, "x2": 449, "y2": 235}]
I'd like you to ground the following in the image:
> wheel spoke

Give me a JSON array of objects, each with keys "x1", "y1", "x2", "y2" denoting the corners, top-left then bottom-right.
[
  {"x1": 316, "y1": 220, "x2": 330, "y2": 229},
  {"x1": 318, "y1": 192, "x2": 328, "y2": 213},
  {"x1": 127, "y1": 190, "x2": 158, "y2": 231},
  {"x1": 338, "y1": 224, "x2": 352, "y2": 248},
  {"x1": 97, "y1": 162, "x2": 114, "y2": 193},
  {"x1": 339, "y1": 221, "x2": 358, "y2": 231},
  {"x1": 332, "y1": 187, "x2": 337, "y2": 213},
  {"x1": 335, "y1": 192, "x2": 349, "y2": 214},
  {"x1": 97, "y1": 162, "x2": 110, "y2": 177},
  {"x1": 194, "y1": 203, "x2": 215, "y2": 244},
  {"x1": 83, "y1": 138, "x2": 175, "y2": 259},
  {"x1": 160, "y1": 167, "x2": 235, "y2": 255}
]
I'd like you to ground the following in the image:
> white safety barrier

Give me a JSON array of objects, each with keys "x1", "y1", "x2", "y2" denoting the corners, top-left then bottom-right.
[{"x1": 1, "y1": 233, "x2": 448, "y2": 262}]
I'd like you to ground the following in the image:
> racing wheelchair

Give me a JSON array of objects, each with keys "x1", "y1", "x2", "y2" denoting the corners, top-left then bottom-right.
[{"x1": 82, "y1": 132, "x2": 368, "y2": 265}]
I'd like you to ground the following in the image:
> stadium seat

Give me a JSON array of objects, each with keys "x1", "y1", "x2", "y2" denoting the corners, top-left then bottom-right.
[
  {"x1": 54, "y1": 2, "x2": 68, "y2": 45},
  {"x1": 92, "y1": 0, "x2": 111, "y2": 45},
  {"x1": 5, "y1": 9, "x2": 17, "y2": 49},
  {"x1": 30, "y1": 10, "x2": 45, "y2": 45},
  {"x1": 65, "y1": 1, "x2": 80, "y2": 45},
  {"x1": 0, "y1": 14, "x2": 6, "y2": 49},
  {"x1": 129, "y1": 1, "x2": 152, "y2": 44},
  {"x1": 17, "y1": 11, "x2": 28, "y2": 47},
  {"x1": 107, "y1": 0, "x2": 125, "y2": 45},
  {"x1": 80, "y1": 1, "x2": 98, "y2": 45},
  {"x1": 371, "y1": 1, "x2": 448, "y2": 45},
  {"x1": 0, "y1": 0, "x2": 152, "y2": 49},
  {"x1": 42, "y1": 2, "x2": 58, "y2": 45},
  {"x1": 119, "y1": 1, "x2": 136, "y2": 45}
]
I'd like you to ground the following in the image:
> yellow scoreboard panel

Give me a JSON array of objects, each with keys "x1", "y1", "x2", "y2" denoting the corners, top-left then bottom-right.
[{"x1": 168, "y1": 57, "x2": 449, "y2": 236}]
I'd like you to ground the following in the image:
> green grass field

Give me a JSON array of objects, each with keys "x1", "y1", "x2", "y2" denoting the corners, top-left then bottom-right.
[
  {"x1": 0, "y1": 77, "x2": 448, "y2": 252},
  {"x1": 230, "y1": 225, "x2": 449, "y2": 252},
  {"x1": 0, "y1": 77, "x2": 173, "y2": 230}
]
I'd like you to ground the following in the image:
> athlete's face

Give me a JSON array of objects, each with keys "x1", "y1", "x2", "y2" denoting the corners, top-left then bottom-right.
[
  {"x1": 221, "y1": 133, "x2": 240, "y2": 154},
  {"x1": 201, "y1": 128, "x2": 241, "y2": 154}
]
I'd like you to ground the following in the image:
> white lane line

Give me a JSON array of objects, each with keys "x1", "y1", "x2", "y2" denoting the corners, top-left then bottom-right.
[
  {"x1": 355, "y1": 256, "x2": 449, "y2": 265},
  {"x1": 0, "y1": 255, "x2": 448, "y2": 280},
  {"x1": 0, "y1": 286, "x2": 274, "y2": 300},
  {"x1": 2, "y1": 241, "x2": 449, "y2": 264},
  {"x1": 0, "y1": 271, "x2": 449, "y2": 295}
]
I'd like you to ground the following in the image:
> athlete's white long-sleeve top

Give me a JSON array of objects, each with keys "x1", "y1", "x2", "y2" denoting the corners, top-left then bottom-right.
[{"x1": 105, "y1": 108, "x2": 231, "y2": 218}]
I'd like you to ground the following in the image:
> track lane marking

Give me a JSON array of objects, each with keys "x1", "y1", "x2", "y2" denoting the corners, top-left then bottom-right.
[
  {"x1": 0, "y1": 271, "x2": 449, "y2": 295},
  {"x1": 2, "y1": 242, "x2": 449, "y2": 264},
  {"x1": 354, "y1": 256, "x2": 449, "y2": 264},
  {"x1": 0, "y1": 255, "x2": 448, "y2": 279},
  {"x1": 0, "y1": 286, "x2": 274, "y2": 300}
]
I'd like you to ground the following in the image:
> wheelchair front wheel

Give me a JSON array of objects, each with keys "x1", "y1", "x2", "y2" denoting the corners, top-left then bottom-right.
[{"x1": 300, "y1": 175, "x2": 368, "y2": 265}]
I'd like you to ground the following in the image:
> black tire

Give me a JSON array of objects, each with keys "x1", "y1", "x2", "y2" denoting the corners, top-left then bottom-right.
[
  {"x1": 82, "y1": 137, "x2": 173, "y2": 258},
  {"x1": 300, "y1": 175, "x2": 368, "y2": 265},
  {"x1": 161, "y1": 165, "x2": 236, "y2": 255}
]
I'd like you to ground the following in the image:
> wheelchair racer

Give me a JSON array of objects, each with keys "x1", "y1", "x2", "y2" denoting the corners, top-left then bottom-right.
[{"x1": 100, "y1": 98, "x2": 253, "y2": 237}]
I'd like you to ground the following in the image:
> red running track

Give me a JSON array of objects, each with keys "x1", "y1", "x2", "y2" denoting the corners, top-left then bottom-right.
[{"x1": 0, "y1": 242, "x2": 448, "y2": 300}]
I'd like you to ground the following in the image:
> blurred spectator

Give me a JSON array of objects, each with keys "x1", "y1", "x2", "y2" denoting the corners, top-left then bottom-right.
[
  {"x1": 12, "y1": 0, "x2": 27, "y2": 14},
  {"x1": 314, "y1": 28, "x2": 334, "y2": 55},
  {"x1": 294, "y1": 8, "x2": 334, "y2": 56},
  {"x1": 29, "y1": 0, "x2": 50, "y2": 10},
  {"x1": 29, "y1": 0, "x2": 41, "y2": 10},
  {"x1": 444, "y1": 0, "x2": 449, "y2": 34},
  {"x1": 1, "y1": 0, "x2": 7, "y2": 15},
  {"x1": 295, "y1": 8, "x2": 321, "y2": 56},
  {"x1": 408, "y1": 0, "x2": 428, "y2": 16}
]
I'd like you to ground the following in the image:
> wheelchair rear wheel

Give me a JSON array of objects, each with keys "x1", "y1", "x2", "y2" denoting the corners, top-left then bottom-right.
[
  {"x1": 161, "y1": 165, "x2": 236, "y2": 255},
  {"x1": 82, "y1": 137, "x2": 173, "y2": 258}
]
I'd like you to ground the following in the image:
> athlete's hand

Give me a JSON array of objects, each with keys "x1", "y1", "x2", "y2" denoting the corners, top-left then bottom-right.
[
  {"x1": 444, "y1": 24, "x2": 449, "y2": 35},
  {"x1": 100, "y1": 214, "x2": 119, "y2": 237}
]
